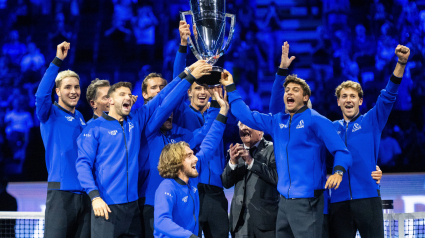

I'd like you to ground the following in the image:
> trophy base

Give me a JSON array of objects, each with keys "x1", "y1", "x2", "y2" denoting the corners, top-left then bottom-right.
[{"x1": 196, "y1": 66, "x2": 223, "y2": 86}]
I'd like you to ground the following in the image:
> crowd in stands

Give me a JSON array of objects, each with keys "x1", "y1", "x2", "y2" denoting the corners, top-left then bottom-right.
[{"x1": 0, "y1": 0, "x2": 423, "y2": 180}]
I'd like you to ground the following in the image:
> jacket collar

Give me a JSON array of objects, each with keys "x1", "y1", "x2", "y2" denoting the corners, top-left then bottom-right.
[
  {"x1": 101, "y1": 112, "x2": 121, "y2": 121},
  {"x1": 54, "y1": 101, "x2": 75, "y2": 116},
  {"x1": 92, "y1": 114, "x2": 99, "y2": 120},
  {"x1": 295, "y1": 105, "x2": 308, "y2": 114},
  {"x1": 174, "y1": 177, "x2": 187, "y2": 185},
  {"x1": 344, "y1": 113, "x2": 361, "y2": 124},
  {"x1": 189, "y1": 104, "x2": 201, "y2": 114}
]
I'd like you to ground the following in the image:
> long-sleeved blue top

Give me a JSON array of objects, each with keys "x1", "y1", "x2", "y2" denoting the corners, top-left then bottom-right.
[
  {"x1": 76, "y1": 74, "x2": 197, "y2": 205},
  {"x1": 331, "y1": 75, "x2": 401, "y2": 203},
  {"x1": 269, "y1": 68, "x2": 288, "y2": 114},
  {"x1": 153, "y1": 115, "x2": 227, "y2": 238},
  {"x1": 226, "y1": 84, "x2": 352, "y2": 199},
  {"x1": 172, "y1": 45, "x2": 229, "y2": 188},
  {"x1": 35, "y1": 57, "x2": 87, "y2": 192},
  {"x1": 139, "y1": 103, "x2": 220, "y2": 206}
]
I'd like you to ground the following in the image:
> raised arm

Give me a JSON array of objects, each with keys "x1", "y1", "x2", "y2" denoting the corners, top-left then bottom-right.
[
  {"x1": 35, "y1": 42, "x2": 69, "y2": 122},
  {"x1": 172, "y1": 21, "x2": 190, "y2": 79},
  {"x1": 141, "y1": 61, "x2": 213, "y2": 130},
  {"x1": 221, "y1": 70, "x2": 274, "y2": 136},
  {"x1": 270, "y1": 41, "x2": 295, "y2": 114},
  {"x1": 154, "y1": 186, "x2": 196, "y2": 238},
  {"x1": 365, "y1": 45, "x2": 410, "y2": 132}
]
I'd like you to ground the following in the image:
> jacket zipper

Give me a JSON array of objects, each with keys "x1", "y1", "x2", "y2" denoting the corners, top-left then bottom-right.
[
  {"x1": 187, "y1": 183, "x2": 197, "y2": 232},
  {"x1": 286, "y1": 117, "x2": 292, "y2": 198},
  {"x1": 121, "y1": 123, "x2": 129, "y2": 203},
  {"x1": 345, "y1": 122, "x2": 353, "y2": 200}
]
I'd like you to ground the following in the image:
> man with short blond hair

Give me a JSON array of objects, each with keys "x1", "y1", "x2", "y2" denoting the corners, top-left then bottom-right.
[
  {"x1": 36, "y1": 41, "x2": 90, "y2": 238},
  {"x1": 329, "y1": 45, "x2": 410, "y2": 238}
]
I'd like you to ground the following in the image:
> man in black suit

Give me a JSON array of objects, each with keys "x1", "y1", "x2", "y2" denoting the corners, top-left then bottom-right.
[{"x1": 222, "y1": 122, "x2": 279, "y2": 238}]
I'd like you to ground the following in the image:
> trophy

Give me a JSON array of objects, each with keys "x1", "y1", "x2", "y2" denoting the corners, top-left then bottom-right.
[{"x1": 180, "y1": 0, "x2": 236, "y2": 85}]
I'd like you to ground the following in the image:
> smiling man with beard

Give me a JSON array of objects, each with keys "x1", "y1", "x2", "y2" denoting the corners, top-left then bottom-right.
[
  {"x1": 222, "y1": 122, "x2": 278, "y2": 238},
  {"x1": 76, "y1": 61, "x2": 212, "y2": 237},
  {"x1": 221, "y1": 69, "x2": 352, "y2": 238},
  {"x1": 153, "y1": 90, "x2": 229, "y2": 238},
  {"x1": 35, "y1": 41, "x2": 91, "y2": 238}
]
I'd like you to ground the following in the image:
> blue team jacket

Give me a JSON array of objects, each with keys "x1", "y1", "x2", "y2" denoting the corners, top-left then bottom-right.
[
  {"x1": 227, "y1": 84, "x2": 352, "y2": 198},
  {"x1": 331, "y1": 76, "x2": 401, "y2": 203},
  {"x1": 154, "y1": 115, "x2": 227, "y2": 238},
  {"x1": 139, "y1": 104, "x2": 220, "y2": 206},
  {"x1": 76, "y1": 73, "x2": 197, "y2": 205},
  {"x1": 172, "y1": 45, "x2": 228, "y2": 188},
  {"x1": 35, "y1": 58, "x2": 87, "y2": 192}
]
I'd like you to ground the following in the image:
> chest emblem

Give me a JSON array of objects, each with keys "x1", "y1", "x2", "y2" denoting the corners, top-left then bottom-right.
[
  {"x1": 296, "y1": 120, "x2": 304, "y2": 129},
  {"x1": 182, "y1": 196, "x2": 188, "y2": 203},
  {"x1": 108, "y1": 130, "x2": 118, "y2": 135},
  {"x1": 129, "y1": 122, "x2": 134, "y2": 132},
  {"x1": 280, "y1": 123, "x2": 288, "y2": 129},
  {"x1": 192, "y1": 186, "x2": 197, "y2": 193},
  {"x1": 65, "y1": 116, "x2": 74, "y2": 121},
  {"x1": 352, "y1": 123, "x2": 362, "y2": 132}
]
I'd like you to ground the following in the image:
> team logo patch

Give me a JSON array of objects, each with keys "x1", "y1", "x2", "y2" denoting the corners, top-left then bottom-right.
[
  {"x1": 352, "y1": 123, "x2": 361, "y2": 132},
  {"x1": 280, "y1": 123, "x2": 287, "y2": 129},
  {"x1": 65, "y1": 116, "x2": 74, "y2": 121},
  {"x1": 192, "y1": 186, "x2": 197, "y2": 193},
  {"x1": 296, "y1": 120, "x2": 304, "y2": 129},
  {"x1": 80, "y1": 118, "x2": 86, "y2": 125},
  {"x1": 182, "y1": 196, "x2": 188, "y2": 203},
  {"x1": 171, "y1": 139, "x2": 176, "y2": 144},
  {"x1": 83, "y1": 134, "x2": 91, "y2": 137},
  {"x1": 165, "y1": 192, "x2": 173, "y2": 198},
  {"x1": 108, "y1": 130, "x2": 118, "y2": 135},
  {"x1": 129, "y1": 122, "x2": 134, "y2": 132}
]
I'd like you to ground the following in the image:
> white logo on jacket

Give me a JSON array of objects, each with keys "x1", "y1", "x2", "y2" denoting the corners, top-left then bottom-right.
[
  {"x1": 129, "y1": 122, "x2": 134, "y2": 132},
  {"x1": 80, "y1": 118, "x2": 86, "y2": 125},
  {"x1": 108, "y1": 130, "x2": 118, "y2": 135},
  {"x1": 337, "y1": 131, "x2": 341, "y2": 135},
  {"x1": 192, "y1": 187, "x2": 197, "y2": 193},
  {"x1": 296, "y1": 120, "x2": 304, "y2": 129},
  {"x1": 280, "y1": 123, "x2": 288, "y2": 129},
  {"x1": 171, "y1": 139, "x2": 176, "y2": 144},
  {"x1": 165, "y1": 192, "x2": 173, "y2": 197},
  {"x1": 182, "y1": 196, "x2": 188, "y2": 203},
  {"x1": 83, "y1": 134, "x2": 91, "y2": 137},
  {"x1": 352, "y1": 123, "x2": 362, "y2": 132},
  {"x1": 65, "y1": 116, "x2": 74, "y2": 121}
]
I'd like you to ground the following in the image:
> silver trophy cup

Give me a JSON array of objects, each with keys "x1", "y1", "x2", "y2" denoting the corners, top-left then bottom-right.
[{"x1": 180, "y1": 0, "x2": 235, "y2": 85}]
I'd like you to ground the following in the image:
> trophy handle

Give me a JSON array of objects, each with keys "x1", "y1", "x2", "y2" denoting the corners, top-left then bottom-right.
[
  {"x1": 180, "y1": 11, "x2": 204, "y2": 61},
  {"x1": 219, "y1": 13, "x2": 236, "y2": 56}
]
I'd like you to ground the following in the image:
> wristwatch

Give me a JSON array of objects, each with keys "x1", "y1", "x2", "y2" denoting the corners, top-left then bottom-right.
[{"x1": 334, "y1": 170, "x2": 344, "y2": 176}]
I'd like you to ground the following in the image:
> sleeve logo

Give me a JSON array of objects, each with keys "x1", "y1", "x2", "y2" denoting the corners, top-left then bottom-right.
[{"x1": 80, "y1": 118, "x2": 86, "y2": 125}]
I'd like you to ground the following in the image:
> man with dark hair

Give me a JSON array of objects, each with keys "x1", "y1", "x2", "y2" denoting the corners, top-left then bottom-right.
[
  {"x1": 86, "y1": 78, "x2": 110, "y2": 123},
  {"x1": 222, "y1": 122, "x2": 278, "y2": 238},
  {"x1": 221, "y1": 68, "x2": 352, "y2": 238},
  {"x1": 328, "y1": 45, "x2": 410, "y2": 238},
  {"x1": 137, "y1": 61, "x2": 221, "y2": 238},
  {"x1": 142, "y1": 73, "x2": 167, "y2": 100},
  {"x1": 35, "y1": 41, "x2": 91, "y2": 238},
  {"x1": 154, "y1": 90, "x2": 229, "y2": 238},
  {"x1": 171, "y1": 21, "x2": 231, "y2": 238},
  {"x1": 76, "y1": 61, "x2": 212, "y2": 237}
]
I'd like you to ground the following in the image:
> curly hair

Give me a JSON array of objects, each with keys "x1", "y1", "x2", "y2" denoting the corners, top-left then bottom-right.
[
  {"x1": 158, "y1": 141, "x2": 190, "y2": 179},
  {"x1": 335, "y1": 80, "x2": 364, "y2": 99},
  {"x1": 283, "y1": 75, "x2": 311, "y2": 105}
]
